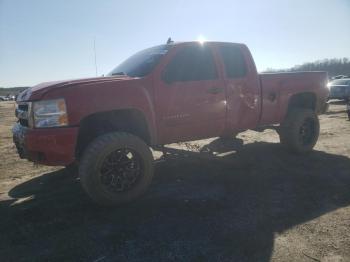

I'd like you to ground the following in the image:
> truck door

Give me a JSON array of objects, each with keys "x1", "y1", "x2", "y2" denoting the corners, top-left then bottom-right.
[
  {"x1": 216, "y1": 44, "x2": 261, "y2": 132},
  {"x1": 154, "y1": 43, "x2": 227, "y2": 144}
]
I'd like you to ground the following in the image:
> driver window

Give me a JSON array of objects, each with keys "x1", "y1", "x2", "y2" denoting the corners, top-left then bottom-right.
[{"x1": 162, "y1": 45, "x2": 218, "y2": 83}]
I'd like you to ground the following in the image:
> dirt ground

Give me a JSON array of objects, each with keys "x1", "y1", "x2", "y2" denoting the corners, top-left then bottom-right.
[{"x1": 0, "y1": 100, "x2": 350, "y2": 262}]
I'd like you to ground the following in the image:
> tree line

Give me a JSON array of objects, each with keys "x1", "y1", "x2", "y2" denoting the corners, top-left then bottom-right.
[
  {"x1": 0, "y1": 87, "x2": 28, "y2": 96},
  {"x1": 263, "y1": 58, "x2": 350, "y2": 78}
]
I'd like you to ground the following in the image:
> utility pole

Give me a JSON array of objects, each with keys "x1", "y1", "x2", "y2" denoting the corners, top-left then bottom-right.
[{"x1": 93, "y1": 37, "x2": 98, "y2": 77}]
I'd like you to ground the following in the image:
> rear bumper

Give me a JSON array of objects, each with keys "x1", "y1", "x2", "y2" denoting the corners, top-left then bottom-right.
[
  {"x1": 321, "y1": 102, "x2": 330, "y2": 114},
  {"x1": 12, "y1": 123, "x2": 79, "y2": 166}
]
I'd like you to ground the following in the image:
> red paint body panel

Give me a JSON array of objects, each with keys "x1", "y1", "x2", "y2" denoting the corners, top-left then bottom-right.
[
  {"x1": 14, "y1": 41, "x2": 329, "y2": 166},
  {"x1": 217, "y1": 44, "x2": 262, "y2": 132},
  {"x1": 153, "y1": 43, "x2": 227, "y2": 144},
  {"x1": 259, "y1": 71, "x2": 329, "y2": 125},
  {"x1": 25, "y1": 127, "x2": 78, "y2": 166},
  {"x1": 42, "y1": 77, "x2": 158, "y2": 144}
]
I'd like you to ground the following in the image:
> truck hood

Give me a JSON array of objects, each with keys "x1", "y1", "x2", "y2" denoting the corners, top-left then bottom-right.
[{"x1": 17, "y1": 76, "x2": 135, "y2": 101}]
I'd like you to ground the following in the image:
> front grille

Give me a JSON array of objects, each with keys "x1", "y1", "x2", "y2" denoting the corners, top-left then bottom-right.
[
  {"x1": 15, "y1": 102, "x2": 31, "y2": 127},
  {"x1": 19, "y1": 119, "x2": 29, "y2": 127},
  {"x1": 18, "y1": 104, "x2": 29, "y2": 112}
]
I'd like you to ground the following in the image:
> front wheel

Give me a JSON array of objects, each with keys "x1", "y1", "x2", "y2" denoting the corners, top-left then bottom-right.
[
  {"x1": 79, "y1": 132, "x2": 154, "y2": 206},
  {"x1": 279, "y1": 109, "x2": 320, "y2": 154}
]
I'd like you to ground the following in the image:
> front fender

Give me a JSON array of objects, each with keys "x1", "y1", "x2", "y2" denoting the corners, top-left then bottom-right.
[{"x1": 42, "y1": 78, "x2": 158, "y2": 144}]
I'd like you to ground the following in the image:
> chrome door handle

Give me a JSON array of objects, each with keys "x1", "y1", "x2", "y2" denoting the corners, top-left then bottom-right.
[{"x1": 268, "y1": 92, "x2": 277, "y2": 102}]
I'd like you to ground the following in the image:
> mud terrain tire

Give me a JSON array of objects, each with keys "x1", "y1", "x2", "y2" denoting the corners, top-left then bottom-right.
[
  {"x1": 279, "y1": 109, "x2": 320, "y2": 153},
  {"x1": 79, "y1": 132, "x2": 154, "y2": 206}
]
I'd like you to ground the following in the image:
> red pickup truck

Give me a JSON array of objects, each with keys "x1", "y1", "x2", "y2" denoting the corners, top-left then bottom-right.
[{"x1": 13, "y1": 41, "x2": 329, "y2": 205}]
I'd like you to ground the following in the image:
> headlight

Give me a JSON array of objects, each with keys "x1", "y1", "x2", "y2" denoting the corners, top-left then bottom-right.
[{"x1": 33, "y1": 99, "x2": 68, "y2": 128}]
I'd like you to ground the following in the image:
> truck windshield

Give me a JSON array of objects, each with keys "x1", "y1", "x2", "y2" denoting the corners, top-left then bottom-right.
[{"x1": 107, "y1": 45, "x2": 171, "y2": 77}]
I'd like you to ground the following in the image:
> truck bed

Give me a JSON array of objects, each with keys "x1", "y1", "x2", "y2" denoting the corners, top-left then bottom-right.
[{"x1": 258, "y1": 71, "x2": 329, "y2": 126}]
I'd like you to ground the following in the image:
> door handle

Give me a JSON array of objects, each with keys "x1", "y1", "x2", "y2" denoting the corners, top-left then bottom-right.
[
  {"x1": 268, "y1": 92, "x2": 277, "y2": 102},
  {"x1": 207, "y1": 87, "x2": 223, "y2": 94}
]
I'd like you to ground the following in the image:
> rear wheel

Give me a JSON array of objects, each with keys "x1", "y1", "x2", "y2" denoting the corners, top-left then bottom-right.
[
  {"x1": 279, "y1": 109, "x2": 320, "y2": 153},
  {"x1": 79, "y1": 132, "x2": 154, "y2": 206}
]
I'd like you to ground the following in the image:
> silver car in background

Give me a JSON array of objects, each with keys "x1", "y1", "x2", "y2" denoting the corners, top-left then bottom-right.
[{"x1": 328, "y1": 78, "x2": 350, "y2": 101}]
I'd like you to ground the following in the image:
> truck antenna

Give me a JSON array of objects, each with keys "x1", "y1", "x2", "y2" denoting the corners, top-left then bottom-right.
[
  {"x1": 167, "y1": 37, "x2": 174, "y2": 44},
  {"x1": 93, "y1": 37, "x2": 98, "y2": 77}
]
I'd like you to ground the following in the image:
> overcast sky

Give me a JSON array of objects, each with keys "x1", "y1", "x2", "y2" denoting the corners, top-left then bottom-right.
[{"x1": 0, "y1": 0, "x2": 349, "y2": 87}]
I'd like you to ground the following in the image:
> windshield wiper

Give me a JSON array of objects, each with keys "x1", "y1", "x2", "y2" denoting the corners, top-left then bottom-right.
[{"x1": 111, "y1": 71, "x2": 128, "y2": 76}]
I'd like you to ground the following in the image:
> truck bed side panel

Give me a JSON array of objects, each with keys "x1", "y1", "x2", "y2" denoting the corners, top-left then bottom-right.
[{"x1": 259, "y1": 72, "x2": 328, "y2": 126}]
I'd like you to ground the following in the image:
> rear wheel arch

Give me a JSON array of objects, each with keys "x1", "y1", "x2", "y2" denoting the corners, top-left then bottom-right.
[{"x1": 287, "y1": 92, "x2": 317, "y2": 114}]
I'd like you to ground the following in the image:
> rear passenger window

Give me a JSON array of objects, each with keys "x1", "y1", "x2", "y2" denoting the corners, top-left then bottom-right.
[
  {"x1": 162, "y1": 44, "x2": 218, "y2": 83},
  {"x1": 218, "y1": 45, "x2": 247, "y2": 78}
]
